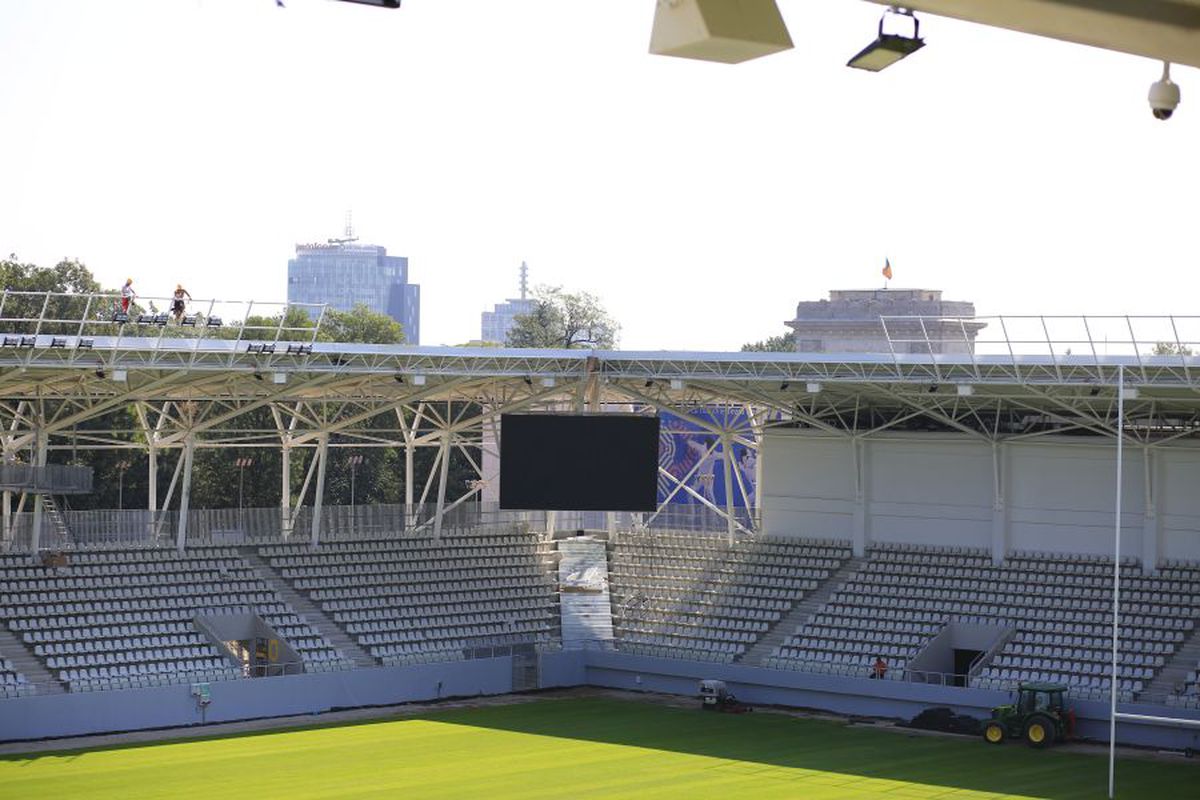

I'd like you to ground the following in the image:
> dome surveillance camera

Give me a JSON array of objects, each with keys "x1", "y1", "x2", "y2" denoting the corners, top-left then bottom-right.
[{"x1": 1149, "y1": 61, "x2": 1181, "y2": 120}]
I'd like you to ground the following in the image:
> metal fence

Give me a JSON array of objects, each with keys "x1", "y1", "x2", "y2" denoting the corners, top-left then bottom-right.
[
  {"x1": 0, "y1": 463, "x2": 93, "y2": 493},
  {"x1": 0, "y1": 290, "x2": 326, "y2": 344},
  {"x1": 1, "y1": 499, "x2": 756, "y2": 552}
]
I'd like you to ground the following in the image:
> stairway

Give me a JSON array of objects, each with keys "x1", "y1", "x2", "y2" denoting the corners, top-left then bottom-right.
[
  {"x1": 0, "y1": 623, "x2": 66, "y2": 695},
  {"x1": 40, "y1": 495, "x2": 74, "y2": 549},
  {"x1": 1138, "y1": 623, "x2": 1200, "y2": 703},
  {"x1": 241, "y1": 549, "x2": 378, "y2": 669},
  {"x1": 739, "y1": 556, "x2": 866, "y2": 666}
]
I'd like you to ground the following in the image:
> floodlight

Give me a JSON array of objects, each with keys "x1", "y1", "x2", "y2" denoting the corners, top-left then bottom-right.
[
  {"x1": 272, "y1": 372, "x2": 287, "y2": 385},
  {"x1": 806, "y1": 382, "x2": 822, "y2": 394},
  {"x1": 111, "y1": 369, "x2": 127, "y2": 382},
  {"x1": 412, "y1": 374, "x2": 427, "y2": 386},
  {"x1": 650, "y1": 0, "x2": 793, "y2": 64},
  {"x1": 956, "y1": 384, "x2": 974, "y2": 396},
  {"x1": 670, "y1": 378, "x2": 685, "y2": 390},
  {"x1": 848, "y1": 8, "x2": 924, "y2": 72},
  {"x1": 541, "y1": 377, "x2": 556, "y2": 387}
]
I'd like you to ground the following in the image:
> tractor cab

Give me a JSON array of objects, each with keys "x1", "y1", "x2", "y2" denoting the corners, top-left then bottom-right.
[
  {"x1": 983, "y1": 682, "x2": 1074, "y2": 748},
  {"x1": 698, "y1": 679, "x2": 751, "y2": 713}
]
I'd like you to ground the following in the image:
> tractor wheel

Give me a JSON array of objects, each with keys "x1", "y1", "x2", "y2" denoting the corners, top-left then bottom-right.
[
  {"x1": 983, "y1": 721, "x2": 1006, "y2": 744},
  {"x1": 1024, "y1": 715, "x2": 1055, "y2": 749}
]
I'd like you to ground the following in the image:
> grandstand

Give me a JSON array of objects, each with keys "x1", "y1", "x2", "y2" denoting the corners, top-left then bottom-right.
[{"x1": 1, "y1": 294, "x2": 1199, "y2": 771}]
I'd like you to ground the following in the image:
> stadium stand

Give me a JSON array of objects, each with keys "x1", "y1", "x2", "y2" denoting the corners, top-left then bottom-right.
[
  {"x1": 257, "y1": 527, "x2": 560, "y2": 666},
  {"x1": 0, "y1": 653, "x2": 31, "y2": 698},
  {"x1": 607, "y1": 531, "x2": 851, "y2": 663},
  {"x1": 763, "y1": 543, "x2": 1200, "y2": 701},
  {"x1": 0, "y1": 547, "x2": 347, "y2": 692}
]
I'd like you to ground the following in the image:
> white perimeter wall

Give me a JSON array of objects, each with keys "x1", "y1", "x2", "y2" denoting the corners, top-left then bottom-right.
[{"x1": 762, "y1": 430, "x2": 1200, "y2": 563}]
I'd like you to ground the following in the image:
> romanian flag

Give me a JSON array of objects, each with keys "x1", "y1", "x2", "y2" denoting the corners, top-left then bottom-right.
[{"x1": 882, "y1": 258, "x2": 893, "y2": 280}]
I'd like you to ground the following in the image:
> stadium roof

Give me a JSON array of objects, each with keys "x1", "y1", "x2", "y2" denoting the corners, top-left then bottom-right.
[
  {"x1": 1, "y1": 336, "x2": 1199, "y2": 450},
  {"x1": 865, "y1": 0, "x2": 1200, "y2": 68}
]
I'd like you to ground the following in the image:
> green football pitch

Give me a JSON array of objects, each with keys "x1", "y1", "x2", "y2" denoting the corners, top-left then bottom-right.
[{"x1": 1, "y1": 696, "x2": 1194, "y2": 799}]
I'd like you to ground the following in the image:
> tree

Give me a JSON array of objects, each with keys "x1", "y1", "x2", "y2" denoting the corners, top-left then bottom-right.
[
  {"x1": 506, "y1": 286, "x2": 619, "y2": 349},
  {"x1": 318, "y1": 303, "x2": 405, "y2": 344},
  {"x1": 741, "y1": 331, "x2": 795, "y2": 352},
  {"x1": 1151, "y1": 341, "x2": 1193, "y2": 356},
  {"x1": 1, "y1": 257, "x2": 111, "y2": 334}
]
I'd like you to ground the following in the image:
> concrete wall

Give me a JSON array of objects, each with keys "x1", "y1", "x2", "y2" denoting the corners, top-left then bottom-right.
[
  {"x1": 0, "y1": 657, "x2": 513, "y2": 743},
  {"x1": 761, "y1": 430, "x2": 1200, "y2": 562},
  {"x1": 4, "y1": 650, "x2": 1199, "y2": 752},
  {"x1": 581, "y1": 650, "x2": 1200, "y2": 751}
]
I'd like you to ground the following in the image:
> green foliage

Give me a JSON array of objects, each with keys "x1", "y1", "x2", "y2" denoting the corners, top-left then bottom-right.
[
  {"x1": 317, "y1": 303, "x2": 405, "y2": 345},
  {"x1": 1151, "y1": 341, "x2": 1193, "y2": 356},
  {"x1": 506, "y1": 285, "x2": 618, "y2": 349},
  {"x1": 741, "y1": 331, "x2": 795, "y2": 352},
  {"x1": 0, "y1": 257, "x2": 114, "y2": 335}
]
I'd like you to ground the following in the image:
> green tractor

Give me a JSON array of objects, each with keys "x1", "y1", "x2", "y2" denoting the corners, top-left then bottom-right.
[{"x1": 982, "y1": 682, "x2": 1075, "y2": 748}]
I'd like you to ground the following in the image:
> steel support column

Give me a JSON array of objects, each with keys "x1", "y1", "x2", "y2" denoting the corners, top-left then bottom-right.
[
  {"x1": 720, "y1": 433, "x2": 736, "y2": 546},
  {"x1": 310, "y1": 435, "x2": 328, "y2": 548},
  {"x1": 28, "y1": 428, "x2": 47, "y2": 560},
  {"x1": 175, "y1": 436, "x2": 195, "y2": 553},
  {"x1": 281, "y1": 445, "x2": 292, "y2": 540},
  {"x1": 432, "y1": 433, "x2": 451, "y2": 541},
  {"x1": 405, "y1": 439, "x2": 414, "y2": 529}
]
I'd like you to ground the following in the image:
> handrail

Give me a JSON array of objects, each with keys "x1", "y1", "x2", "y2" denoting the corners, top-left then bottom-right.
[{"x1": 0, "y1": 290, "x2": 327, "y2": 346}]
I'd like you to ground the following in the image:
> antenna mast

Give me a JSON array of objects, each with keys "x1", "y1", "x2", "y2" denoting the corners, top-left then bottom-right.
[
  {"x1": 519, "y1": 261, "x2": 528, "y2": 300},
  {"x1": 327, "y1": 210, "x2": 359, "y2": 246}
]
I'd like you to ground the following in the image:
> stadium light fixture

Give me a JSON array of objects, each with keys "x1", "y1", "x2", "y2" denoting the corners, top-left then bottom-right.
[
  {"x1": 780, "y1": 381, "x2": 790, "y2": 390},
  {"x1": 336, "y1": 0, "x2": 400, "y2": 8},
  {"x1": 650, "y1": 0, "x2": 793, "y2": 64},
  {"x1": 670, "y1": 378, "x2": 685, "y2": 390},
  {"x1": 111, "y1": 369, "x2": 127, "y2": 383},
  {"x1": 412, "y1": 374, "x2": 427, "y2": 386},
  {"x1": 847, "y1": 7, "x2": 924, "y2": 72},
  {"x1": 806, "y1": 382, "x2": 822, "y2": 394},
  {"x1": 1125, "y1": 387, "x2": 1139, "y2": 399},
  {"x1": 540, "y1": 377, "x2": 556, "y2": 387},
  {"x1": 272, "y1": 372, "x2": 287, "y2": 385},
  {"x1": 956, "y1": 384, "x2": 974, "y2": 396},
  {"x1": 393, "y1": 374, "x2": 405, "y2": 384}
]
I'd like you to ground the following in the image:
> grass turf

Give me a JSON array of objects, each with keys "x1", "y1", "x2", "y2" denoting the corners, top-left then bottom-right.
[{"x1": 0, "y1": 697, "x2": 1193, "y2": 799}]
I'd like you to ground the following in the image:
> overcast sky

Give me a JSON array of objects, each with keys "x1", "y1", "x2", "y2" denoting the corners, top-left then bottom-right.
[{"x1": 1, "y1": 0, "x2": 1197, "y2": 350}]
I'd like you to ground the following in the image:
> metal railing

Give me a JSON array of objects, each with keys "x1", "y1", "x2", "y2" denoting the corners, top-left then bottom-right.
[
  {"x1": 0, "y1": 501, "x2": 758, "y2": 552},
  {"x1": 0, "y1": 463, "x2": 93, "y2": 493},
  {"x1": 0, "y1": 290, "x2": 327, "y2": 346},
  {"x1": 880, "y1": 314, "x2": 1200, "y2": 363}
]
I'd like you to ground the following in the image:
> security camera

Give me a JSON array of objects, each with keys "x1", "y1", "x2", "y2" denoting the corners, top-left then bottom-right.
[{"x1": 1149, "y1": 61, "x2": 1180, "y2": 120}]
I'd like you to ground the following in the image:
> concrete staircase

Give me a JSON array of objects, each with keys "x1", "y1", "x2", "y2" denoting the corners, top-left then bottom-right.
[
  {"x1": 241, "y1": 549, "x2": 378, "y2": 669},
  {"x1": 0, "y1": 623, "x2": 66, "y2": 694},
  {"x1": 1139, "y1": 623, "x2": 1200, "y2": 703},
  {"x1": 739, "y1": 556, "x2": 865, "y2": 666}
]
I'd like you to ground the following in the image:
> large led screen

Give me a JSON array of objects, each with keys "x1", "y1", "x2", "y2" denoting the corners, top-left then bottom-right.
[{"x1": 500, "y1": 413, "x2": 660, "y2": 511}]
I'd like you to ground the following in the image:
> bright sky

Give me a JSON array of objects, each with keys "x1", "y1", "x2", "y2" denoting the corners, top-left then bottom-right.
[{"x1": 1, "y1": 1, "x2": 1197, "y2": 349}]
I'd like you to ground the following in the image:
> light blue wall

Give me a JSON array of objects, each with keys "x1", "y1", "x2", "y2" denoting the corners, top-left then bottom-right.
[
  {"x1": 579, "y1": 651, "x2": 1200, "y2": 751},
  {"x1": 5, "y1": 652, "x2": 1199, "y2": 753},
  {"x1": 0, "y1": 658, "x2": 512, "y2": 743}
]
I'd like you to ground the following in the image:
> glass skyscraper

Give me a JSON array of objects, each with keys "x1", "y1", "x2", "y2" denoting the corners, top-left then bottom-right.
[{"x1": 287, "y1": 240, "x2": 420, "y2": 344}]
